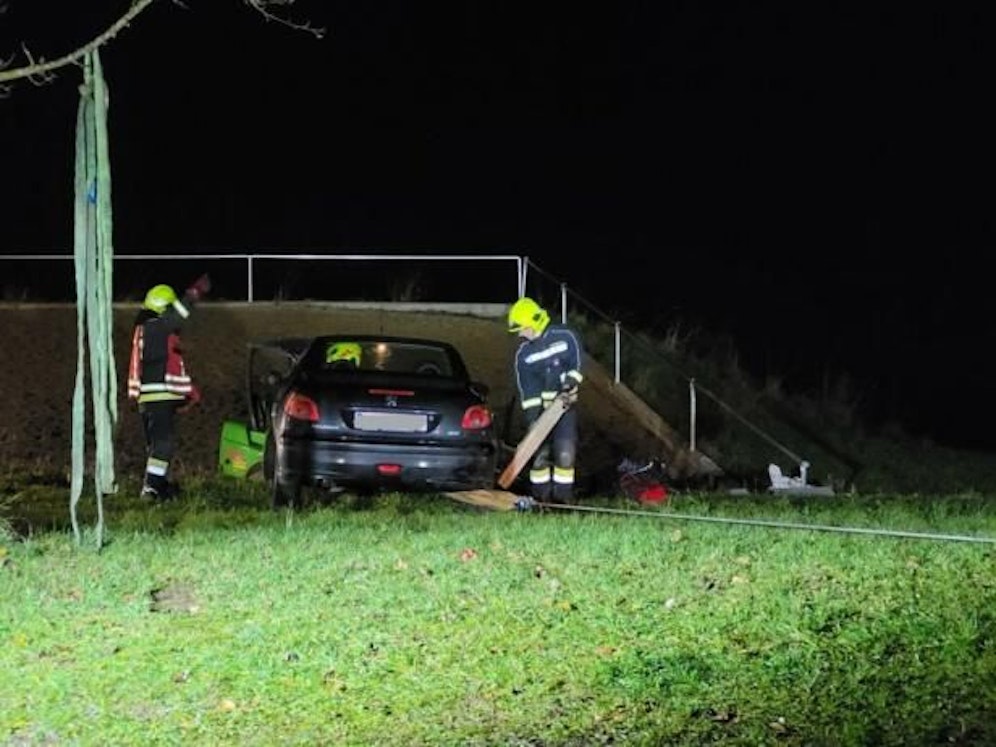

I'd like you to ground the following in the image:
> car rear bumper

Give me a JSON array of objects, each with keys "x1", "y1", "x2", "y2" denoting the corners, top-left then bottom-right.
[{"x1": 275, "y1": 437, "x2": 498, "y2": 491}]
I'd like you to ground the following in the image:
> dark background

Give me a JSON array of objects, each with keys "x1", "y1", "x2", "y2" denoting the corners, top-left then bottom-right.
[{"x1": 3, "y1": 2, "x2": 996, "y2": 450}]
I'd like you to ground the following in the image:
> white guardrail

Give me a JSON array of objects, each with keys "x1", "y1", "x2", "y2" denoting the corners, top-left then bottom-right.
[
  {"x1": 1, "y1": 251, "x2": 623, "y2": 385},
  {"x1": 1, "y1": 253, "x2": 529, "y2": 303}
]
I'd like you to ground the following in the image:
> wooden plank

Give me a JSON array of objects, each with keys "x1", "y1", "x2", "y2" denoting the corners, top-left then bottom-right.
[
  {"x1": 497, "y1": 393, "x2": 574, "y2": 489},
  {"x1": 443, "y1": 489, "x2": 522, "y2": 511}
]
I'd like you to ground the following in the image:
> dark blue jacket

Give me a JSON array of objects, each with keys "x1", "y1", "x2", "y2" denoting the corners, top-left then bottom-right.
[{"x1": 513, "y1": 323, "x2": 584, "y2": 425}]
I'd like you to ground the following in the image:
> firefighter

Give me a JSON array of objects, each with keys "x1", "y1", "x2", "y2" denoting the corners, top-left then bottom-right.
[
  {"x1": 128, "y1": 274, "x2": 211, "y2": 501},
  {"x1": 508, "y1": 296, "x2": 584, "y2": 502}
]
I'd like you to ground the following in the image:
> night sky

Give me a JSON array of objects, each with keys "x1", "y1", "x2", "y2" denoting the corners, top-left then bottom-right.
[{"x1": 3, "y1": 2, "x2": 996, "y2": 450}]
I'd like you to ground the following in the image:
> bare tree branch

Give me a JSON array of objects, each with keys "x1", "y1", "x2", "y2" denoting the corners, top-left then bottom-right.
[
  {"x1": 18, "y1": 41, "x2": 58, "y2": 87},
  {"x1": 0, "y1": 0, "x2": 159, "y2": 89},
  {"x1": 245, "y1": 0, "x2": 325, "y2": 39},
  {"x1": 0, "y1": 0, "x2": 325, "y2": 96}
]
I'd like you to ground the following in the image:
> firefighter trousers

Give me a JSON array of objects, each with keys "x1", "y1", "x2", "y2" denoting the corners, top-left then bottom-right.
[
  {"x1": 529, "y1": 407, "x2": 578, "y2": 502},
  {"x1": 139, "y1": 399, "x2": 180, "y2": 488}
]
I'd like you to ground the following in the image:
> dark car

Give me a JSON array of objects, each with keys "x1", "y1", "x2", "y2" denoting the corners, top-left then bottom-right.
[{"x1": 218, "y1": 334, "x2": 499, "y2": 508}]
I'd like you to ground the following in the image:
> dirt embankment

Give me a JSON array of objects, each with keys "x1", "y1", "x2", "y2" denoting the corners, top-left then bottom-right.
[{"x1": 2, "y1": 303, "x2": 653, "y2": 495}]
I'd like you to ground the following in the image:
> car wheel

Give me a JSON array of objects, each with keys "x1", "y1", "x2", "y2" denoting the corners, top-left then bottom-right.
[
  {"x1": 271, "y1": 476, "x2": 300, "y2": 511},
  {"x1": 263, "y1": 433, "x2": 276, "y2": 481},
  {"x1": 264, "y1": 433, "x2": 300, "y2": 509}
]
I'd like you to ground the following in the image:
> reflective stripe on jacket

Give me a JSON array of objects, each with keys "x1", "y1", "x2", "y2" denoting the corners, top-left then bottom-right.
[{"x1": 513, "y1": 323, "x2": 584, "y2": 424}]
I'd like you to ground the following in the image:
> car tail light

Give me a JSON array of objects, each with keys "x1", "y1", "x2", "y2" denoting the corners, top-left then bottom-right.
[
  {"x1": 461, "y1": 404, "x2": 493, "y2": 431},
  {"x1": 283, "y1": 391, "x2": 319, "y2": 422},
  {"x1": 377, "y1": 464, "x2": 402, "y2": 476}
]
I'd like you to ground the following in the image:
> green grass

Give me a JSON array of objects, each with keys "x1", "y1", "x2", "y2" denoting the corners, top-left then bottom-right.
[{"x1": 2, "y1": 481, "x2": 996, "y2": 745}]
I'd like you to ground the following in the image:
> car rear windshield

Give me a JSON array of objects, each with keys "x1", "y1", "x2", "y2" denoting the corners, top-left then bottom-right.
[{"x1": 308, "y1": 340, "x2": 456, "y2": 377}]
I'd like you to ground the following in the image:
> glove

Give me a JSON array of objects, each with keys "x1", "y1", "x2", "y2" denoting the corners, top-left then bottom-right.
[
  {"x1": 177, "y1": 385, "x2": 201, "y2": 414},
  {"x1": 186, "y1": 273, "x2": 211, "y2": 301},
  {"x1": 559, "y1": 374, "x2": 580, "y2": 398}
]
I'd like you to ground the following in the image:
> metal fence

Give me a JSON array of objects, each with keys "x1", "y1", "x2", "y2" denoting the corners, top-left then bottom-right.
[{"x1": 1, "y1": 252, "x2": 527, "y2": 303}]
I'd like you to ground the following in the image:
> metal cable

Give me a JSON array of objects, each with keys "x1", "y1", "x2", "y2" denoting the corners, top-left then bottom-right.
[{"x1": 532, "y1": 502, "x2": 996, "y2": 545}]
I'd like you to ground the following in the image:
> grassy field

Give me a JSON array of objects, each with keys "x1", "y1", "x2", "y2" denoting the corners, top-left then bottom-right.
[
  {"x1": 4, "y1": 303, "x2": 996, "y2": 744},
  {"x1": 2, "y1": 479, "x2": 995, "y2": 746}
]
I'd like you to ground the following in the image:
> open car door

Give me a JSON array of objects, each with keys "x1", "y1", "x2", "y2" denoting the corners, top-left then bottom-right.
[{"x1": 218, "y1": 338, "x2": 312, "y2": 479}]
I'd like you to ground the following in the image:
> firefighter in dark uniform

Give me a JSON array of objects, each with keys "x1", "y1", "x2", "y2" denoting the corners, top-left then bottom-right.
[
  {"x1": 128, "y1": 274, "x2": 210, "y2": 500},
  {"x1": 508, "y1": 296, "x2": 584, "y2": 502}
]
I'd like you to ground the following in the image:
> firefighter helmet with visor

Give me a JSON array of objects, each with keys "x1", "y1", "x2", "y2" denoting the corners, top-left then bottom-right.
[
  {"x1": 143, "y1": 284, "x2": 178, "y2": 314},
  {"x1": 326, "y1": 341, "x2": 363, "y2": 368},
  {"x1": 507, "y1": 296, "x2": 550, "y2": 334}
]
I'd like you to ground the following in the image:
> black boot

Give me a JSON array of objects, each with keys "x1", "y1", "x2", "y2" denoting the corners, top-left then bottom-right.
[
  {"x1": 531, "y1": 483, "x2": 552, "y2": 503},
  {"x1": 141, "y1": 474, "x2": 178, "y2": 502},
  {"x1": 551, "y1": 484, "x2": 573, "y2": 504}
]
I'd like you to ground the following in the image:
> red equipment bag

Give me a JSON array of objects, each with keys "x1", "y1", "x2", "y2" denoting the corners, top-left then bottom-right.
[{"x1": 618, "y1": 458, "x2": 669, "y2": 505}]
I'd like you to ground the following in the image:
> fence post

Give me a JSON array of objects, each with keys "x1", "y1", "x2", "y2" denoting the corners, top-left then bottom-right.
[
  {"x1": 614, "y1": 321, "x2": 621, "y2": 384},
  {"x1": 689, "y1": 378, "x2": 697, "y2": 452}
]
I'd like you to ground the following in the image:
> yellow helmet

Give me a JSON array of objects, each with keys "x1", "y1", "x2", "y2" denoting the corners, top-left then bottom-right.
[
  {"x1": 507, "y1": 296, "x2": 550, "y2": 334},
  {"x1": 326, "y1": 341, "x2": 362, "y2": 367},
  {"x1": 143, "y1": 284, "x2": 177, "y2": 314}
]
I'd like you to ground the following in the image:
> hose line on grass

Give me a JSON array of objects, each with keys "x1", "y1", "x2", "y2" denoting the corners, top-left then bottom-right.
[{"x1": 531, "y1": 502, "x2": 996, "y2": 545}]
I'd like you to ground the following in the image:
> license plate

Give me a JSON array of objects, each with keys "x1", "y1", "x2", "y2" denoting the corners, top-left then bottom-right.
[{"x1": 354, "y1": 411, "x2": 428, "y2": 432}]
